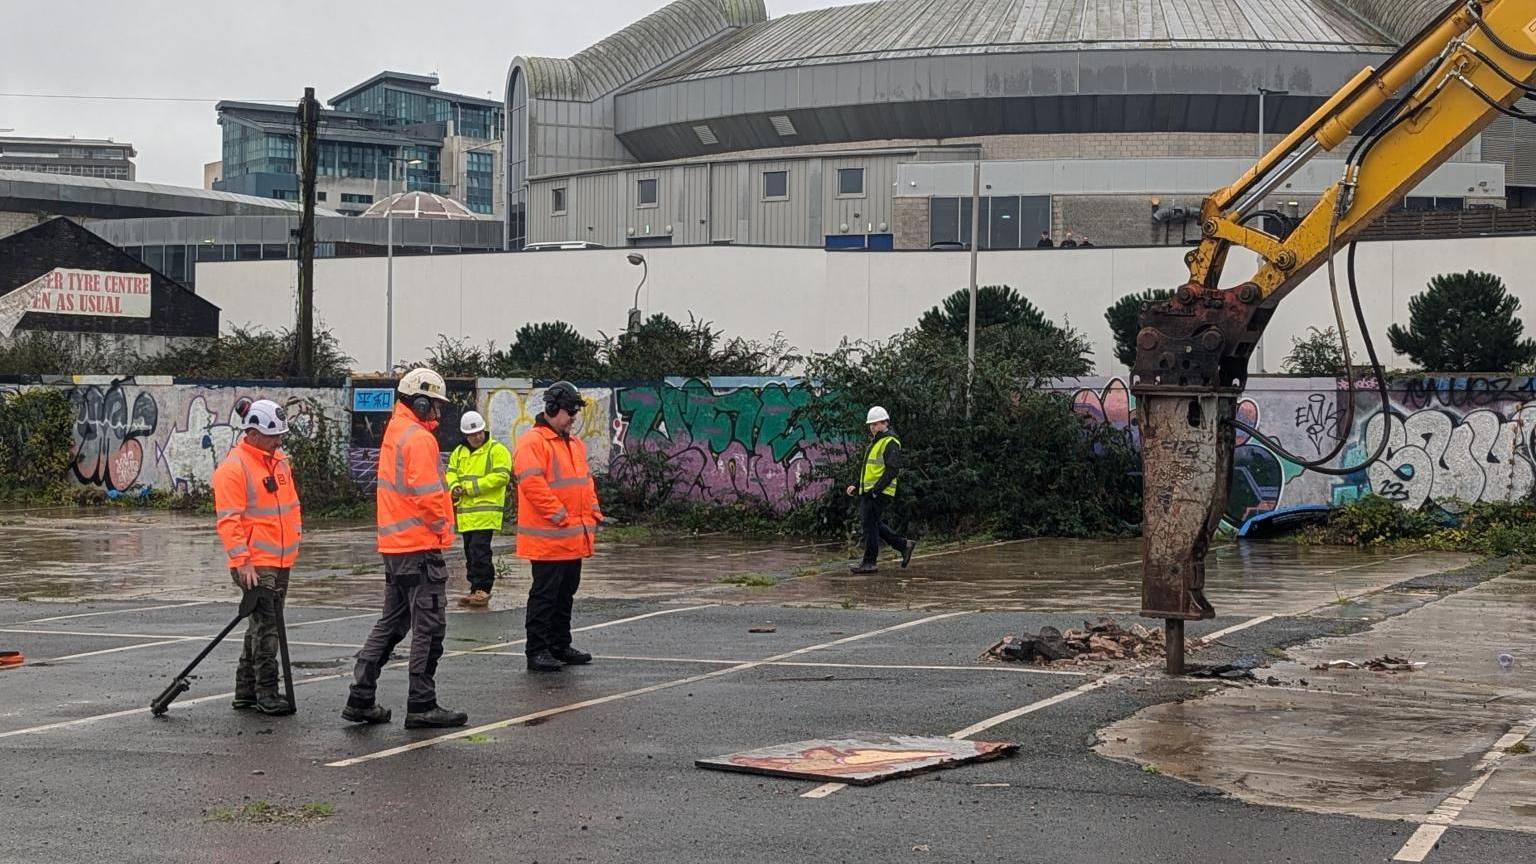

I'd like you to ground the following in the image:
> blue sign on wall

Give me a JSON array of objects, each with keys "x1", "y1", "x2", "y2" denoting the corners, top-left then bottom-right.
[{"x1": 353, "y1": 389, "x2": 395, "y2": 413}]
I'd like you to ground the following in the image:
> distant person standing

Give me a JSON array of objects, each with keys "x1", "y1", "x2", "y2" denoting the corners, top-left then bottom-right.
[
  {"x1": 447, "y1": 410, "x2": 511, "y2": 608},
  {"x1": 845, "y1": 406, "x2": 916, "y2": 574},
  {"x1": 1079, "y1": 235, "x2": 1094, "y2": 248},
  {"x1": 1061, "y1": 232, "x2": 1078, "y2": 248},
  {"x1": 515, "y1": 382, "x2": 603, "y2": 673},
  {"x1": 1036, "y1": 231, "x2": 1054, "y2": 248}
]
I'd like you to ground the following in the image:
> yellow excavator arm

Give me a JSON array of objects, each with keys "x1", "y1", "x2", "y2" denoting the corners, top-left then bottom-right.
[{"x1": 1133, "y1": 0, "x2": 1536, "y2": 673}]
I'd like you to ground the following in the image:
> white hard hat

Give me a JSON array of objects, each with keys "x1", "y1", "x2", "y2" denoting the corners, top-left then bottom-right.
[
  {"x1": 242, "y1": 399, "x2": 289, "y2": 435},
  {"x1": 866, "y1": 406, "x2": 891, "y2": 425},
  {"x1": 460, "y1": 411, "x2": 487, "y2": 435},
  {"x1": 398, "y1": 367, "x2": 450, "y2": 403}
]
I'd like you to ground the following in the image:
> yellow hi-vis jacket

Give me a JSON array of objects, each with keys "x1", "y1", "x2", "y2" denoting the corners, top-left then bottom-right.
[{"x1": 446, "y1": 439, "x2": 512, "y2": 532}]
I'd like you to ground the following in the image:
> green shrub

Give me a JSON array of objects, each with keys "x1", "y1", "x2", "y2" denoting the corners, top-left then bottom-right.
[{"x1": 0, "y1": 388, "x2": 74, "y2": 499}]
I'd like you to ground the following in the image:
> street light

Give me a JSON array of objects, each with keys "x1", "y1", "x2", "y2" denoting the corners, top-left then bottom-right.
[
  {"x1": 385, "y1": 155, "x2": 423, "y2": 372},
  {"x1": 626, "y1": 253, "x2": 647, "y2": 332}
]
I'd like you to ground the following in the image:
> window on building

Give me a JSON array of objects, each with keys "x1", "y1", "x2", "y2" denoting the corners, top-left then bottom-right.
[
  {"x1": 930, "y1": 196, "x2": 1050, "y2": 250},
  {"x1": 341, "y1": 193, "x2": 375, "y2": 205},
  {"x1": 838, "y1": 167, "x2": 865, "y2": 197},
  {"x1": 552, "y1": 187, "x2": 567, "y2": 214},
  {"x1": 316, "y1": 191, "x2": 327, "y2": 201},
  {"x1": 637, "y1": 178, "x2": 658, "y2": 207},
  {"x1": 763, "y1": 171, "x2": 788, "y2": 200},
  {"x1": 466, "y1": 151, "x2": 495, "y2": 214}
]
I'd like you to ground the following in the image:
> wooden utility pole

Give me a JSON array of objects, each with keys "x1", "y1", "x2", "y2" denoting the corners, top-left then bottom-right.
[{"x1": 296, "y1": 87, "x2": 320, "y2": 378}]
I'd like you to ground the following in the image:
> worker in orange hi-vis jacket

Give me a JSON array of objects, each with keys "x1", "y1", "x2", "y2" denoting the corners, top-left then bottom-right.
[
  {"x1": 343, "y1": 368, "x2": 468, "y2": 730},
  {"x1": 212, "y1": 398, "x2": 302, "y2": 717}
]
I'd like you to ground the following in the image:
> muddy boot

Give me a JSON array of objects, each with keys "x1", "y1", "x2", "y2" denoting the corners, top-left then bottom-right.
[
  {"x1": 552, "y1": 646, "x2": 592, "y2": 665},
  {"x1": 341, "y1": 704, "x2": 393, "y2": 725},
  {"x1": 255, "y1": 693, "x2": 292, "y2": 716},
  {"x1": 232, "y1": 688, "x2": 257, "y2": 711},
  {"x1": 901, "y1": 539, "x2": 917, "y2": 569},
  {"x1": 849, "y1": 563, "x2": 879, "y2": 574},
  {"x1": 526, "y1": 650, "x2": 563, "y2": 672},
  {"x1": 405, "y1": 707, "x2": 469, "y2": 729}
]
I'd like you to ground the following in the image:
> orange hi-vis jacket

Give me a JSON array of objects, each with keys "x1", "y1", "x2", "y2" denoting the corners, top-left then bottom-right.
[
  {"x1": 214, "y1": 438, "x2": 303, "y2": 569},
  {"x1": 376, "y1": 402, "x2": 456, "y2": 554},
  {"x1": 514, "y1": 417, "x2": 603, "y2": 561}
]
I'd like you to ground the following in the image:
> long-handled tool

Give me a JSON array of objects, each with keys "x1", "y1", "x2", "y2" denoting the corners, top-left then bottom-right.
[
  {"x1": 150, "y1": 588, "x2": 270, "y2": 717},
  {"x1": 273, "y1": 592, "x2": 297, "y2": 716}
]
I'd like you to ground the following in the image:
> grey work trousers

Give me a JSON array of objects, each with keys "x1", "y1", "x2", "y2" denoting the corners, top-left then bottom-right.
[
  {"x1": 348, "y1": 550, "x2": 448, "y2": 715},
  {"x1": 230, "y1": 567, "x2": 290, "y2": 697}
]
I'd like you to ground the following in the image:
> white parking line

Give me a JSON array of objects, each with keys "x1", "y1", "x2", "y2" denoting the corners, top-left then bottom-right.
[
  {"x1": 470, "y1": 654, "x2": 1092, "y2": 678},
  {"x1": 0, "y1": 604, "x2": 717, "y2": 739},
  {"x1": 327, "y1": 611, "x2": 973, "y2": 768},
  {"x1": 1392, "y1": 713, "x2": 1536, "y2": 862},
  {"x1": 3, "y1": 600, "x2": 216, "y2": 626}
]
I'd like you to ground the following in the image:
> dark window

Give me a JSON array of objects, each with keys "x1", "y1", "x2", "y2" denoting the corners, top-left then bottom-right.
[
  {"x1": 163, "y1": 245, "x2": 189, "y2": 282},
  {"x1": 263, "y1": 244, "x2": 288, "y2": 259},
  {"x1": 236, "y1": 244, "x2": 262, "y2": 261},
  {"x1": 838, "y1": 168, "x2": 864, "y2": 196},
  {"x1": 552, "y1": 187, "x2": 567, "y2": 213},
  {"x1": 930, "y1": 198, "x2": 960, "y2": 246},
  {"x1": 763, "y1": 170, "x2": 788, "y2": 199},
  {"x1": 959, "y1": 197, "x2": 991, "y2": 247},
  {"x1": 196, "y1": 244, "x2": 226, "y2": 262},
  {"x1": 637, "y1": 178, "x2": 658, "y2": 207},
  {"x1": 316, "y1": 191, "x2": 328, "y2": 201},
  {"x1": 989, "y1": 196, "x2": 1022, "y2": 250}
]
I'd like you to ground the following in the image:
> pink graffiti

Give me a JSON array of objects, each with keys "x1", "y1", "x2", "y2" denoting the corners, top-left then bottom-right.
[{"x1": 1071, "y1": 378, "x2": 1260, "y2": 446}]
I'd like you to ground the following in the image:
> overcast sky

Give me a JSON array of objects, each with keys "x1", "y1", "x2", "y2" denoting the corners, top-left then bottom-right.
[{"x1": 0, "y1": 0, "x2": 846, "y2": 187}]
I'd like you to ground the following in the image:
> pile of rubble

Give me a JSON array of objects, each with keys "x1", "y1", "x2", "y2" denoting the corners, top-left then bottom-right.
[
  {"x1": 1311, "y1": 656, "x2": 1426, "y2": 673},
  {"x1": 988, "y1": 617, "x2": 1195, "y2": 666}
]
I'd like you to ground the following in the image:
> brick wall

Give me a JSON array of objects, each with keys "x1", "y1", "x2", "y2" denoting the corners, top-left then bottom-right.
[
  {"x1": 0, "y1": 211, "x2": 45, "y2": 240},
  {"x1": 892, "y1": 197, "x2": 929, "y2": 250}
]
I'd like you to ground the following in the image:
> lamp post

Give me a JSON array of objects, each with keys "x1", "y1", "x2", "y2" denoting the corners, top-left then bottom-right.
[
  {"x1": 626, "y1": 253, "x2": 647, "y2": 332},
  {"x1": 385, "y1": 155, "x2": 423, "y2": 372}
]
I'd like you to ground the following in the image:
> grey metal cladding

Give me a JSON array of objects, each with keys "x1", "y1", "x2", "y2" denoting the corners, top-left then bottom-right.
[{"x1": 521, "y1": 0, "x2": 768, "y2": 102}]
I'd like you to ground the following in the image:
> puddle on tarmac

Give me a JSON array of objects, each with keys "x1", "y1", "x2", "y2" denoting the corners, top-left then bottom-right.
[
  {"x1": 0, "y1": 511, "x2": 1471, "y2": 615},
  {"x1": 751, "y1": 539, "x2": 1470, "y2": 615},
  {"x1": 0, "y1": 510, "x2": 828, "y2": 609},
  {"x1": 1097, "y1": 572, "x2": 1536, "y2": 833}
]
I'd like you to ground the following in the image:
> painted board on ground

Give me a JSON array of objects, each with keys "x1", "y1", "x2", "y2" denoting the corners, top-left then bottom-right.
[{"x1": 696, "y1": 734, "x2": 1017, "y2": 786}]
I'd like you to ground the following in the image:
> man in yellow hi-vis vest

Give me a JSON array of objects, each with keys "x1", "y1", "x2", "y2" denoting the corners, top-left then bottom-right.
[
  {"x1": 446, "y1": 410, "x2": 512, "y2": 607},
  {"x1": 845, "y1": 406, "x2": 916, "y2": 574}
]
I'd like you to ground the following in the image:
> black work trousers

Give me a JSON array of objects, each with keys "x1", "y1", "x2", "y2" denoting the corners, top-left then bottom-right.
[
  {"x1": 859, "y1": 494, "x2": 908, "y2": 567},
  {"x1": 348, "y1": 551, "x2": 448, "y2": 715},
  {"x1": 462, "y1": 530, "x2": 496, "y2": 594},
  {"x1": 526, "y1": 560, "x2": 582, "y2": 656}
]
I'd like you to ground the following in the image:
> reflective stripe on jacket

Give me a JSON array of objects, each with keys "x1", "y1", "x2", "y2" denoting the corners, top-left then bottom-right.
[
  {"x1": 514, "y1": 419, "x2": 603, "y2": 561},
  {"x1": 447, "y1": 439, "x2": 512, "y2": 532},
  {"x1": 859, "y1": 433, "x2": 901, "y2": 497},
  {"x1": 213, "y1": 438, "x2": 303, "y2": 568},
  {"x1": 376, "y1": 402, "x2": 456, "y2": 554}
]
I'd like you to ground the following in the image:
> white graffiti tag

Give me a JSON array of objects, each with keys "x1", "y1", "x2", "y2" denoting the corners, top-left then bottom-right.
[{"x1": 1364, "y1": 409, "x2": 1536, "y2": 511}]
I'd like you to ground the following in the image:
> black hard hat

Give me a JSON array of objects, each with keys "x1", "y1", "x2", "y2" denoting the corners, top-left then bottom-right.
[{"x1": 544, "y1": 381, "x2": 585, "y2": 412}]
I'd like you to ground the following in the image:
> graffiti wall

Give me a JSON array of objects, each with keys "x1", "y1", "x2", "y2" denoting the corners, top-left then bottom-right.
[
  {"x1": 477, "y1": 381, "x2": 614, "y2": 472},
  {"x1": 56, "y1": 377, "x2": 348, "y2": 494},
  {"x1": 609, "y1": 378, "x2": 837, "y2": 509},
  {"x1": 1068, "y1": 375, "x2": 1536, "y2": 525}
]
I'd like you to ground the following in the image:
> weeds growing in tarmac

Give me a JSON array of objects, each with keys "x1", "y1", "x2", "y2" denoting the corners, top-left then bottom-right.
[{"x1": 716, "y1": 573, "x2": 778, "y2": 587}]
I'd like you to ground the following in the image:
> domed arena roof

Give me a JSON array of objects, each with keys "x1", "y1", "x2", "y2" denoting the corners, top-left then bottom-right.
[{"x1": 361, "y1": 191, "x2": 479, "y2": 220}]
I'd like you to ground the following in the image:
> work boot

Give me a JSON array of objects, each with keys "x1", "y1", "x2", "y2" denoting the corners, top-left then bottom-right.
[
  {"x1": 232, "y1": 690, "x2": 257, "y2": 711},
  {"x1": 254, "y1": 693, "x2": 293, "y2": 716},
  {"x1": 526, "y1": 650, "x2": 564, "y2": 672},
  {"x1": 849, "y1": 563, "x2": 879, "y2": 574},
  {"x1": 551, "y1": 646, "x2": 592, "y2": 665},
  {"x1": 405, "y1": 707, "x2": 469, "y2": 729},
  {"x1": 459, "y1": 590, "x2": 491, "y2": 607},
  {"x1": 901, "y1": 539, "x2": 917, "y2": 569},
  {"x1": 341, "y1": 704, "x2": 392, "y2": 725}
]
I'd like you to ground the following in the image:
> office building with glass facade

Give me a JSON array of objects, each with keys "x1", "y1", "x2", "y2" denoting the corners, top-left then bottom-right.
[
  {"x1": 505, "y1": 0, "x2": 1530, "y2": 251},
  {"x1": 215, "y1": 72, "x2": 504, "y2": 217},
  {"x1": 0, "y1": 136, "x2": 136, "y2": 180}
]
